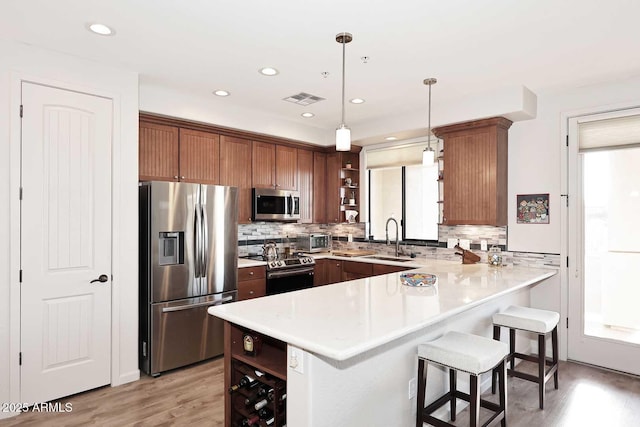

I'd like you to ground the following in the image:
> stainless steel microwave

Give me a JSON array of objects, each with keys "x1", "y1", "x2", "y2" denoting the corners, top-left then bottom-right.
[
  {"x1": 252, "y1": 188, "x2": 300, "y2": 221},
  {"x1": 296, "y1": 233, "x2": 331, "y2": 253}
]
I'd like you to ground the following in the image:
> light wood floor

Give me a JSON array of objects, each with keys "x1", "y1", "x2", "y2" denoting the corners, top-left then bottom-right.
[{"x1": 1, "y1": 358, "x2": 639, "y2": 426}]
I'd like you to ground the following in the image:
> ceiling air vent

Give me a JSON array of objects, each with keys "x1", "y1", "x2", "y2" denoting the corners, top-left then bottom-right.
[{"x1": 283, "y1": 92, "x2": 325, "y2": 106}]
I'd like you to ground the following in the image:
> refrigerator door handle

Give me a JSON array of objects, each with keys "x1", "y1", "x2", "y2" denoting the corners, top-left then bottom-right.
[
  {"x1": 194, "y1": 203, "x2": 202, "y2": 279},
  {"x1": 161, "y1": 296, "x2": 234, "y2": 313},
  {"x1": 201, "y1": 203, "x2": 208, "y2": 278}
]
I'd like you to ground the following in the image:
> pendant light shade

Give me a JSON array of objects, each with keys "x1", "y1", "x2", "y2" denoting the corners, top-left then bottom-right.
[
  {"x1": 336, "y1": 124, "x2": 351, "y2": 151},
  {"x1": 335, "y1": 32, "x2": 353, "y2": 152},
  {"x1": 422, "y1": 147, "x2": 435, "y2": 165},
  {"x1": 422, "y1": 77, "x2": 437, "y2": 166}
]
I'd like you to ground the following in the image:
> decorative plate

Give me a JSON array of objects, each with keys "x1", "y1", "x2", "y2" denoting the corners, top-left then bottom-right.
[{"x1": 400, "y1": 272, "x2": 437, "y2": 287}]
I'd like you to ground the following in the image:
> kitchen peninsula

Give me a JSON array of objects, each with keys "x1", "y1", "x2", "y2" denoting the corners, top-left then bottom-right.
[{"x1": 209, "y1": 259, "x2": 555, "y2": 427}]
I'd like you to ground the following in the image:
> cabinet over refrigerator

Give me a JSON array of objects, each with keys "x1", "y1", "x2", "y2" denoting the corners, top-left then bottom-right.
[{"x1": 139, "y1": 181, "x2": 238, "y2": 376}]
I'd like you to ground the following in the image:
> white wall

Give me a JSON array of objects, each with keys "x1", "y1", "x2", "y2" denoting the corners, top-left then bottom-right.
[
  {"x1": 0, "y1": 40, "x2": 139, "y2": 416},
  {"x1": 508, "y1": 76, "x2": 640, "y2": 254}
]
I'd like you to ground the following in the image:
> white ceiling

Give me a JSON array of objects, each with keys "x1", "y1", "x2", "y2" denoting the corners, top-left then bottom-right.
[{"x1": 2, "y1": 0, "x2": 640, "y2": 146}]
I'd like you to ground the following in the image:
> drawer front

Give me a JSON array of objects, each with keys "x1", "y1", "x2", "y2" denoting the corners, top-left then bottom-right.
[
  {"x1": 237, "y1": 278, "x2": 266, "y2": 300},
  {"x1": 238, "y1": 266, "x2": 266, "y2": 281},
  {"x1": 342, "y1": 260, "x2": 373, "y2": 276}
]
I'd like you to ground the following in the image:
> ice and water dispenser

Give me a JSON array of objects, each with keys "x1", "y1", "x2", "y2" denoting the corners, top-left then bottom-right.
[{"x1": 158, "y1": 231, "x2": 184, "y2": 266}]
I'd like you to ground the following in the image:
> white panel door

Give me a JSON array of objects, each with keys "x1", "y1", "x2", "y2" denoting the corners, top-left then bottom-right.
[{"x1": 21, "y1": 82, "x2": 113, "y2": 403}]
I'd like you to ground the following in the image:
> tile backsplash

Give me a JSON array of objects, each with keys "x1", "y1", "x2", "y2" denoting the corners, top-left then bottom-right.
[{"x1": 238, "y1": 222, "x2": 559, "y2": 269}]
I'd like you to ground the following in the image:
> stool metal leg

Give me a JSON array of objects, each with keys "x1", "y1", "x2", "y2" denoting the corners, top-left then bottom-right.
[
  {"x1": 470, "y1": 374, "x2": 480, "y2": 427},
  {"x1": 449, "y1": 368, "x2": 457, "y2": 421},
  {"x1": 509, "y1": 328, "x2": 516, "y2": 370},
  {"x1": 552, "y1": 326, "x2": 559, "y2": 389},
  {"x1": 416, "y1": 358, "x2": 427, "y2": 427},
  {"x1": 492, "y1": 325, "x2": 501, "y2": 394},
  {"x1": 538, "y1": 333, "x2": 546, "y2": 409},
  {"x1": 499, "y1": 359, "x2": 507, "y2": 427}
]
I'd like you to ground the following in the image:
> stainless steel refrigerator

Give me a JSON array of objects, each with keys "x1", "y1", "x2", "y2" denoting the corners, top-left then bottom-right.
[{"x1": 139, "y1": 181, "x2": 238, "y2": 376}]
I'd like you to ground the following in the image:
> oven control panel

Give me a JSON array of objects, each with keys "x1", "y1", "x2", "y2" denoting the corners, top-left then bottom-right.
[{"x1": 267, "y1": 256, "x2": 315, "y2": 270}]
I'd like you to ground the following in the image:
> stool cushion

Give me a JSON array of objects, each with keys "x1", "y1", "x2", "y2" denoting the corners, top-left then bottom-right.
[
  {"x1": 418, "y1": 331, "x2": 509, "y2": 375},
  {"x1": 493, "y1": 305, "x2": 560, "y2": 333}
]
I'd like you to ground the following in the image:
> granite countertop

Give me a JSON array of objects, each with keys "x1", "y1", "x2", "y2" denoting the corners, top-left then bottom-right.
[{"x1": 213, "y1": 260, "x2": 556, "y2": 361}]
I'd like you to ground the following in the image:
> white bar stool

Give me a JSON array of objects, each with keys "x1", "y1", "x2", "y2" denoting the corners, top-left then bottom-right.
[
  {"x1": 417, "y1": 331, "x2": 509, "y2": 427},
  {"x1": 491, "y1": 305, "x2": 559, "y2": 409}
]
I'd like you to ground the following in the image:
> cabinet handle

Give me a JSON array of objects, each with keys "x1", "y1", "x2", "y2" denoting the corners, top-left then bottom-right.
[
  {"x1": 249, "y1": 290, "x2": 254, "y2": 295},
  {"x1": 180, "y1": 176, "x2": 185, "y2": 180},
  {"x1": 174, "y1": 176, "x2": 179, "y2": 180},
  {"x1": 249, "y1": 271, "x2": 254, "y2": 276}
]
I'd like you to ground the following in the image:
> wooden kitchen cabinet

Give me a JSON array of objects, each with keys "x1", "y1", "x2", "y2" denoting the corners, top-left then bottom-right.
[
  {"x1": 433, "y1": 117, "x2": 512, "y2": 226},
  {"x1": 237, "y1": 266, "x2": 266, "y2": 300},
  {"x1": 342, "y1": 260, "x2": 373, "y2": 281},
  {"x1": 326, "y1": 260, "x2": 343, "y2": 284},
  {"x1": 325, "y1": 153, "x2": 341, "y2": 223},
  {"x1": 139, "y1": 122, "x2": 179, "y2": 181},
  {"x1": 371, "y1": 263, "x2": 412, "y2": 276},
  {"x1": 178, "y1": 128, "x2": 220, "y2": 184},
  {"x1": 139, "y1": 122, "x2": 220, "y2": 183},
  {"x1": 313, "y1": 259, "x2": 328, "y2": 286},
  {"x1": 251, "y1": 142, "x2": 298, "y2": 190},
  {"x1": 220, "y1": 135, "x2": 253, "y2": 224},
  {"x1": 297, "y1": 149, "x2": 313, "y2": 223},
  {"x1": 313, "y1": 152, "x2": 327, "y2": 223}
]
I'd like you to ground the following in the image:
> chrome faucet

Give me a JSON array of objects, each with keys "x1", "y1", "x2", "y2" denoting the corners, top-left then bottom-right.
[{"x1": 385, "y1": 217, "x2": 400, "y2": 257}]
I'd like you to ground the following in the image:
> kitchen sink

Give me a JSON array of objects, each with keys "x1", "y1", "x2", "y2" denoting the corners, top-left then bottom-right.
[{"x1": 367, "y1": 256, "x2": 414, "y2": 263}]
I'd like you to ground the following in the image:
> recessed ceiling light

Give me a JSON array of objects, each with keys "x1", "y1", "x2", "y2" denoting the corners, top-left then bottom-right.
[
  {"x1": 385, "y1": 136, "x2": 398, "y2": 141},
  {"x1": 87, "y1": 23, "x2": 115, "y2": 36},
  {"x1": 301, "y1": 112, "x2": 315, "y2": 118},
  {"x1": 213, "y1": 90, "x2": 230, "y2": 97},
  {"x1": 259, "y1": 67, "x2": 279, "y2": 76},
  {"x1": 350, "y1": 98, "x2": 365, "y2": 104}
]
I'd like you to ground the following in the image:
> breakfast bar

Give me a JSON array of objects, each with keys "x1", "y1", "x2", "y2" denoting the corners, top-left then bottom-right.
[{"x1": 209, "y1": 260, "x2": 556, "y2": 427}]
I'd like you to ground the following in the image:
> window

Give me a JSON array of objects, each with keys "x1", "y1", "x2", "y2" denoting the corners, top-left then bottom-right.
[{"x1": 368, "y1": 164, "x2": 439, "y2": 241}]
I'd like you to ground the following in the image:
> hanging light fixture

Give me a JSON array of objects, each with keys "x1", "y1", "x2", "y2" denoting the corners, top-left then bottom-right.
[
  {"x1": 422, "y1": 78, "x2": 437, "y2": 165},
  {"x1": 335, "y1": 32, "x2": 353, "y2": 151}
]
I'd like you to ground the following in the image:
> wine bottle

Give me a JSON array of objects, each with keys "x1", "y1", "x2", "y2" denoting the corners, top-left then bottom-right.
[
  {"x1": 253, "y1": 387, "x2": 275, "y2": 410},
  {"x1": 240, "y1": 413, "x2": 260, "y2": 426},
  {"x1": 228, "y1": 374, "x2": 255, "y2": 393},
  {"x1": 258, "y1": 407, "x2": 275, "y2": 426}
]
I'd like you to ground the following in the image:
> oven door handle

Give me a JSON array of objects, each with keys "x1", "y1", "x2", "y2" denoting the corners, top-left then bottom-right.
[{"x1": 267, "y1": 267, "x2": 315, "y2": 279}]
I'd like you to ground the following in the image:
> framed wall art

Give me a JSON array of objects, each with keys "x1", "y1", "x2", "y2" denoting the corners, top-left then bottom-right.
[{"x1": 517, "y1": 193, "x2": 549, "y2": 224}]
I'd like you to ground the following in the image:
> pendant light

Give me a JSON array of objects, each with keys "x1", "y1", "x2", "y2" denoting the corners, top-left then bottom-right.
[
  {"x1": 422, "y1": 78, "x2": 437, "y2": 165},
  {"x1": 335, "y1": 32, "x2": 353, "y2": 152}
]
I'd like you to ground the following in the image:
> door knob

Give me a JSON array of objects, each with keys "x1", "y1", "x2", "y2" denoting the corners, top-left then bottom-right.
[{"x1": 90, "y1": 274, "x2": 109, "y2": 284}]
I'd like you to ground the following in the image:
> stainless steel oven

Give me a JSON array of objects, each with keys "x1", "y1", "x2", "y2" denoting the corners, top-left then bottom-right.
[{"x1": 266, "y1": 265, "x2": 315, "y2": 295}]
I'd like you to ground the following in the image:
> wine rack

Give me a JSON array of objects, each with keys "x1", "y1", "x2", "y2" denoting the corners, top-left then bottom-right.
[{"x1": 225, "y1": 322, "x2": 287, "y2": 427}]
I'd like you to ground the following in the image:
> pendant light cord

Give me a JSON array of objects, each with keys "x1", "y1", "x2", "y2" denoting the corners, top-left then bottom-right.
[
  {"x1": 427, "y1": 82, "x2": 432, "y2": 150},
  {"x1": 341, "y1": 37, "x2": 346, "y2": 125}
]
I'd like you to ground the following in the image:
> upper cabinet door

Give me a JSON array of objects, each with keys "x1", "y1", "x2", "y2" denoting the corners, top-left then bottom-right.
[
  {"x1": 220, "y1": 135, "x2": 253, "y2": 224},
  {"x1": 325, "y1": 152, "x2": 341, "y2": 223},
  {"x1": 275, "y1": 145, "x2": 298, "y2": 190},
  {"x1": 139, "y1": 122, "x2": 179, "y2": 181},
  {"x1": 179, "y1": 129, "x2": 220, "y2": 184},
  {"x1": 313, "y1": 152, "x2": 327, "y2": 223},
  {"x1": 251, "y1": 141, "x2": 276, "y2": 189},
  {"x1": 297, "y1": 149, "x2": 313, "y2": 223}
]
